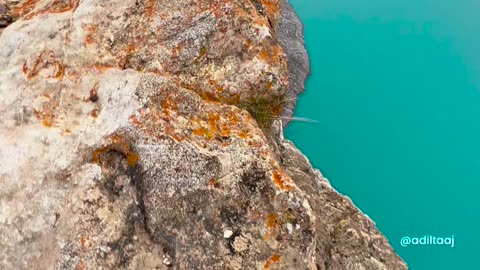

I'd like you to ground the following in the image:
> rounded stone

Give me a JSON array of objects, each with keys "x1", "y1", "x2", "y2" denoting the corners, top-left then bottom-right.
[{"x1": 223, "y1": 229, "x2": 234, "y2": 239}]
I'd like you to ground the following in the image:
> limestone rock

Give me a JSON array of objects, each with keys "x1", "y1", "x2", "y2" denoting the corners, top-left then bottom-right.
[
  {"x1": 0, "y1": 0, "x2": 12, "y2": 32},
  {"x1": 0, "y1": 0, "x2": 407, "y2": 269}
]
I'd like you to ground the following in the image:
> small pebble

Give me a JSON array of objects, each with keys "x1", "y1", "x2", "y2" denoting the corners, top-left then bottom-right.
[
  {"x1": 162, "y1": 256, "x2": 172, "y2": 266},
  {"x1": 223, "y1": 229, "x2": 233, "y2": 239},
  {"x1": 286, "y1": 223, "x2": 293, "y2": 234}
]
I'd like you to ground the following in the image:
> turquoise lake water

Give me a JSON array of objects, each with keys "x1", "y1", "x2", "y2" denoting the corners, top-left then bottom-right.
[{"x1": 285, "y1": 1, "x2": 480, "y2": 269}]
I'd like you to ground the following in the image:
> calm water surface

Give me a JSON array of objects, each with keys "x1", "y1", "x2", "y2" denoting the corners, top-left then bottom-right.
[{"x1": 285, "y1": 1, "x2": 480, "y2": 269}]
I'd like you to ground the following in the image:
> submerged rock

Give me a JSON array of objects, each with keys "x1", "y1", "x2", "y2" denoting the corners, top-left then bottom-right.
[{"x1": 0, "y1": 0, "x2": 407, "y2": 269}]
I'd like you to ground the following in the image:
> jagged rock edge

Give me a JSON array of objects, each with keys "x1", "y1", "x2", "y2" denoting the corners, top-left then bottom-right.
[{"x1": 276, "y1": 0, "x2": 407, "y2": 267}]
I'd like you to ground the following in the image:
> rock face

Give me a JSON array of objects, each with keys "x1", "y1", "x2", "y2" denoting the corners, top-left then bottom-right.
[
  {"x1": 0, "y1": 0, "x2": 407, "y2": 269},
  {"x1": 0, "y1": 0, "x2": 12, "y2": 32},
  {"x1": 276, "y1": 0, "x2": 310, "y2": 125}
]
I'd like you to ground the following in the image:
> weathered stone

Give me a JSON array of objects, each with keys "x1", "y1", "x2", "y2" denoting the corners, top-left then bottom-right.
[
  {"x1": 0, "y1": 0, "x2": 407, "y2": 269},
  {"x1": 277, "y1": 0, "x2": 310, "y2": 126},
  {"x1": 0, "y1": 1, "x2": 11, "y2": 31}
]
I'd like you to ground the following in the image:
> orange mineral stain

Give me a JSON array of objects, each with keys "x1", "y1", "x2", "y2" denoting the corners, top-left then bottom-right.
[
  {"x1": 267, "y1": 214, "x2": 278, "y2": 230},
  {"x1": 92, "y1": 135, "x2": 139, "y2": 166},
  {"x1": 264, "y1": 254, "x2": 281, "y2": 269},
  {"x1": 145, "y1": 0, "x2": 157, "y2": 18},
  {"x1": 77, "y1": 260, "x2": 85, "y2": 270},
  {"x1": 271, "y1": 169, "x2": 293, "y2": 191},
  {"x1": 84, "y1": 25, "x2": 96, "y2": 45},
  {"x1": 80, "y1": 235, "x2": 86, "y2": 248},
  {"x1": 193, "y1": 126, "x2": 208, "y2": 136},
  {"x1": 12, "y1": 0, "x2": 39, "y2": 18},
  {"x1": 258, "y1": 49, "x2": 270, "y2": 61},
  {"x1": 126, "y1": 152, "x2": 139, "y2": 166}
]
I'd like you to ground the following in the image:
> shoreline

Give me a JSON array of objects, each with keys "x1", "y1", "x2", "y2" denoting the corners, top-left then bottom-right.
[{"x1": 276, "y1": 1, "x2": 407, "y2": 267}]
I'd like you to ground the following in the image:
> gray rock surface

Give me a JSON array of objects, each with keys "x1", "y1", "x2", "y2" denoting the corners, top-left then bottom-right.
[
  {"x1": 277, "y1": 0, "x2": 310, "y2": 125},
  {"x1": 0, "y1": 0, "x2": 11, "y2": 31},
  {"x1": 0, "y1": 0, "x2": 407, "y2": 269}
]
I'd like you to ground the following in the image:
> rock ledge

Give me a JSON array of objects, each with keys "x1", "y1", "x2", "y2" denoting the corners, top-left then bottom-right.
[{"x1": 0, "y1": 0, "x2": 406, "y2": 269}]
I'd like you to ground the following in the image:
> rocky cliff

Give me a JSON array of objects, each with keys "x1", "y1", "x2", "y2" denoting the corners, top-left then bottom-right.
[{"x1": 0, "y1": 0, "x2": 407, "y2": 269}]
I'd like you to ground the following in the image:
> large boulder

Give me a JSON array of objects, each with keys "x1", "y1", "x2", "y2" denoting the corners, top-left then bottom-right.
[{"x1": 0, "y1": 0, "x2": 407, "y2": 269}]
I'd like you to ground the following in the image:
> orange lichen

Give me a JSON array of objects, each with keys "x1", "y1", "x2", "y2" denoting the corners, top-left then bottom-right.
[
  {"x1": 77, "y1": 260, "x2": 85, "y2": 270},
  {"x1": 92, "y1": 147, "x2": 110, "y2": 163},
  {"x1": 171, "y1": 45, "x2": 181, "y2": 58},
  {"x1": 92, "y1": 135, "x2": 139, "y2": 167},
  {"x1": 145, "y1": 0, "x2": 157, "y2": 18},
  {"x1": 255, "y1": 43, "x2": 285, "y2": 65},
  {"x1": 53, "y1": 64, "x2": 65, "y2": 78},
  {"x1": 161, "y1": 94, "x2": 179, "y2": 119},
  {"x1": 38, "y1": 0, "x2": 78, "y2": 15},
  {"x1": 271, "y1": 169, "x2": 294, "y2": 191},
  {"x1": 43, "y1": 0, "x2": 80, "y2": 15},
  {"x1": 227, "y1": 94, "x2": 241, "y2": 106},
  {"x1": 22, "y1": 59, "x2": 39, "y2": 78},
  {"x1": 268, "y1": 44, "x2": 285, "y2": 65},
  {"x1": 23, "y1": 51, "x2": 64, "y2": 79},
  {"x1": 207, "y1": 79, "x2": 225, "y2": 93},
  {"x1": 208, "y1": 113, "x2": 220, "y2": 133},
  {"x1": 246, "y1": 39, "x2": 253, "y2": 49},
  {"x1": 129, "y1": 114, "x2": 143, "y2": 128},
  {"x1": 248, "y1": 141, "x2": 263, "y2": 149},
  {"x1": 165, "y1": 125, "x2": 187, "y2": 142},
  {"x1": 265, "y1": 81, "x2": 273, "y2": 90},
  {"x1": 264, "y1": 254, "x2": 281, "y2": 269},
  {"x1": 33, "y1": 109, "x2": 55, "y2": 127},
  {"x1": 92, "y1": 63, "x2": 115, "y2": 72},
  {"x1": 266, "y1": 214, "x2": 278, "y2": 230},
  {"x1": 259, "y1": 0, "x2": 281, "y2": 26},
  {"x1": 258, "y1": 49, "x2": 270, "y2": 61},
  {"x1": 180, "y1": 82, "x2": 194, "y2": 90},
  {"x1": 65, "y1": 68, "x2": 80, "y2": 79},
  {"x1": 193, "y1": 126, "x2": 207, "y2": 136},
  {"x1": 80, "y1": 235, "x2": 86, "y2": 248},
  {"x1": 209, "y1": 1, "x2": 224, "y2": 18},
  {"x1": 90, "y1": 109, "x2": 99, "y2": 118},
  {"x1": 15, "y1": 0, "x2": 80, "y2": 20},
  {"x1": 237, "y1": 131, "x2": 248, "y2": 139},
  {"x1": 201, "y1": 91, "x2": 220, "y2": 102},
  {"x1": 11, "y1": 0, "x2": 39, "y2": 18},
  {"x1": 126, "y1": 43, "x2": 136, "y2": 53},
  {"x1": 209, "y1": 178, "x2": 218, "y2": 188},
  {"x1": 115, "y1": 43, "x2": 138, "y2": 70},
  {"x1": 22, "y1": 63, "x2": 28, "y2": 74},
  {"x1": 219, "y1": 126, "x2": 231, "y2": 138},
  {"x1": 259, "y1": 149, "x2": 269, "y2": 159},
  {"x1": 126, "y1": 152, "x2": 139, "y2": 166},
  {"x1": 228, "y1": 112, "x2": 239, "y2": 125},
  {"x1": 84, "y1": 25, "x2": 96, "y2": 45}
]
